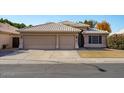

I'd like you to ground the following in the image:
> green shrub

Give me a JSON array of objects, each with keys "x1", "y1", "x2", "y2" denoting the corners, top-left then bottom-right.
[{"x1": 107, "y1": 34, "x2": 124, "y2": 50}]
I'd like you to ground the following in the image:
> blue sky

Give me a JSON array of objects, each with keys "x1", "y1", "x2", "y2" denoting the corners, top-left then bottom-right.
[{"x1": 0, "y1": 15, "x2": 124, "y2": 32}]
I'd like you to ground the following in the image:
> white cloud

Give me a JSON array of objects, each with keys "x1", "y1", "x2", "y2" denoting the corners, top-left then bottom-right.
[{"x1": 111, "y1": 29, "x2": 124, "y2": 35}]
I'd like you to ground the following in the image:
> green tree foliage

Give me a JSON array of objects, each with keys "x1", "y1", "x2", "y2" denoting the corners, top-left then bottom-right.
[
  {"x1": 83, "y1": 20, "x2": 97, "y2": 28},
  {"x1": 0, "y1": 18, "x2": 32, "y2": 29},
  {"x1": 107, "y1": 34, "x2": 124, "y2": 49},
  {"x1": 28, "y1": 25, "x2": 33, "y2": 27}
]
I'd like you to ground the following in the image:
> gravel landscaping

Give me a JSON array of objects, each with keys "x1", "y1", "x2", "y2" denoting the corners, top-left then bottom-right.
[{"x1": 78, "y1": 49, "x2": 124, "y2": 58}]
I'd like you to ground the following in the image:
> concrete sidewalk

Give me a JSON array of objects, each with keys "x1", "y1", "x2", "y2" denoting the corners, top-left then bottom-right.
[{"x1": 0, "y1": 58, "x2": 124, "y2": 64}]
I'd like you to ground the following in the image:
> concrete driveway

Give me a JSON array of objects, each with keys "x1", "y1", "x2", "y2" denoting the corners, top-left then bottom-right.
[
  {"x1": 1, "y1": 49, "x2": 124, "y2": 64},
  {"x1": 0, "y1": 50, "x2": 80, "y2": 61}
]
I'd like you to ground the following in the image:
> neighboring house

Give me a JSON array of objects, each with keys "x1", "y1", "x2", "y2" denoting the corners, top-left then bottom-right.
[
  {"x1": 0, "y1": 23, "x2": 20, "y2": 49},
  {"x1": 17, "y1": 22, "x2": 80, "y2": 49}
]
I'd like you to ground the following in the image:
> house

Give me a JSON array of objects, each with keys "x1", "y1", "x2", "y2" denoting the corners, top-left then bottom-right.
[
  {"x1": 18, "y1": 21, "x2": 109, "y2": 49},
  {"x1": 18, "y1": 22, "x2": 80, "y2": 49},
  {"x1": 0, "y1": 23, "x2": 19, "y2": 49}
]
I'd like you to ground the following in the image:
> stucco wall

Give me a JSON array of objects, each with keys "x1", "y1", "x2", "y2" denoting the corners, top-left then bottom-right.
[
  {"x1": 0, "y1": 33, "x2": 12, "y2": 49},
  {"x1": 83, "y1": 34, "x2": 107, "y2": 48}
]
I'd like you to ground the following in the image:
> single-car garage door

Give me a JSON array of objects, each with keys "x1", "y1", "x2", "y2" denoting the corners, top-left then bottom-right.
[
  {"x1": 23, "y1": 35, "x2": 56, "y2": 49},
  {"x1": 59, "y1": 35, "x2": 75, "y2": 49}
]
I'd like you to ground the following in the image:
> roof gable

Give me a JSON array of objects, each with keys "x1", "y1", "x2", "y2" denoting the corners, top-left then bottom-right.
[
  {"x1": 18, "y1": 22, "x2": 81, "y2": 32},
  {"x1": 0, "y1": 23, "x2": 19, "y2": 34},
  {"x1": 60, "y1": 21, "x2": 90, "y2": 28},
  {"x1": 83, "y1": 28, "x2": 109, "y2": 34}
]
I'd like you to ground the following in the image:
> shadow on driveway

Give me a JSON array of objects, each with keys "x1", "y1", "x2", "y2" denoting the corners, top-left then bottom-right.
[
  {"x1": 0, "y1": 50, "x2": 15, "y2": 57},
  {"x1": 0, "y1": 49, "x2": 27, "y2": 57}
]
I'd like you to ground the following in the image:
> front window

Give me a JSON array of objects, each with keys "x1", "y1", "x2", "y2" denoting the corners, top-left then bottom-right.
[{"x1": 89, "y1": 36, "x2": 102, "y2": 44}]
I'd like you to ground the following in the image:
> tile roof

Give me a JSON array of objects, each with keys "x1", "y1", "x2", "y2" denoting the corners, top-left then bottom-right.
[
  {"x1": 18, "y1": 22, "x2": 81, "y2": 32},
  {"x1": 0, "y1": 23, "x2": 19, "y2": 34},
  {"x1": 83, "y1": 28, "x2": 109, "y2": 34},
  {"x1": 60, "y1": 21, "x2": 90, "y2": 28}
]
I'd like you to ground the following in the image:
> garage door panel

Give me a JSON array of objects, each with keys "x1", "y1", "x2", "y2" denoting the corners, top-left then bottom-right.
[
  {"x1": 59, "y1": 35, "x2": 75, "y2": 49},
  {"x1": 24, "y1": 35, "x2": 56, "y2": 49}
]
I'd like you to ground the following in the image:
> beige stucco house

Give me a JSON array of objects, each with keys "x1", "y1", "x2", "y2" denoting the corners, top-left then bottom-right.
[
  {"x1": 18, "y1": 21, "x2": 109, "y2": 49},
  {"x1": 0, "y1": 20, "x2": 109, "y2": 50},
  {"x1": 0, "y1": 23, "x2": 19, "y2": 49},
  {"x1": 18, "y1": 22, "x2": 81, "y2": 49}
]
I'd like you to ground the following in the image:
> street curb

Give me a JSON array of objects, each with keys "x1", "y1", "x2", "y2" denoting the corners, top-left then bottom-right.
[{"x1": 0, "y1": 58, "x2": 124, "y2": 64}]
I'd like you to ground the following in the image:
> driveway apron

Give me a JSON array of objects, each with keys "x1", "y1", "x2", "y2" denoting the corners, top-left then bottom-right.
[{"x1": 0, "y1": 50, "x2": 80, "y2": 61}]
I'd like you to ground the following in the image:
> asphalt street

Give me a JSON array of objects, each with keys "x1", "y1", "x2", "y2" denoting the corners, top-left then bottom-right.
[{"x1": 0, "y1": 63, "x2": 124, "y2": 78}]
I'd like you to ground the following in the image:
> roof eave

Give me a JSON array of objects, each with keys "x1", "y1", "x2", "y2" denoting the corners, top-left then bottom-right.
[
  {"x1": 82, "y1": 33, "x2": 109, "y2": 35},
  {"x1": 0, "y1": 30, "x2": 20, "y2": 35},
  {"x1": 82, "y1": 31, "x2": 109, "y2": 35},
  {"x1": 18, "y1": 30, "x2": 80, "y2": 33}
]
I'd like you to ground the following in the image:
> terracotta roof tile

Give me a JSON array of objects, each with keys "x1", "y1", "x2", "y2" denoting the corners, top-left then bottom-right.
[
  {"x1": 0, "y1": 23, "x2": 19, "y2": 34},
  {"x1": 60, "y1": 21, "x2": 90, "y2": 27},
  {"x1": 18, "y1": 22, "x2": 81, "y2": 32},
  {"x1": 83, "y1": 28, "x2": 109, "y2": 34}
]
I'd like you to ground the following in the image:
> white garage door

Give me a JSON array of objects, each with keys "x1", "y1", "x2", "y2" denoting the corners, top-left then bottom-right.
[
  {"x1": 59, "y1": 35, "x2": 75, "y2": 49},
  {"x1": 24, "y1": 35, "x2": 56, "y2": 49}
]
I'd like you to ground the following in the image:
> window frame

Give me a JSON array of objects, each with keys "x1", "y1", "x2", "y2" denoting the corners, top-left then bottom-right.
[{"x1": 89, "y1": 35, "x2": 102, "y2": 44}]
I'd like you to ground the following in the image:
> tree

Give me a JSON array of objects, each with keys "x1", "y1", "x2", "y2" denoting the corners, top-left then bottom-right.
[
  {"x1": 78, "y1": 21, "x2": 83, "y2": 23},
  {"x1": 107, "y1": 34, "x2": 124, "y2": 49},
  {"x1": 0, "y1": 18, "x2": 4, "y2": 23},
  {"x1": 96, "y1": 21, "x2": 112, "y2": 33},
  {"x1": 83, "y1": 20, "x2": 97, "y2": 28},
  {"x1": 28, "y1": 25, "x2": 33, "y2": 27},
  {"x1": 0, "y1": 18, "x2": 28, "y2": 28},
  {"x1": 19, "y1": 23, "x2": 26, "y2": 28}
]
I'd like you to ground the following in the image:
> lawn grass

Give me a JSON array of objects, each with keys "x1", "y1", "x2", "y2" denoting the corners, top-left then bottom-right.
[{"x1": 78, "y1": 49, "x2": 124, "y2": 58}]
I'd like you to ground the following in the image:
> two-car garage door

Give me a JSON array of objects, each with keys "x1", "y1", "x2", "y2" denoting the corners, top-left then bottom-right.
[
  {"x1": 24, "y1": 35, "x2": 56, "y2": 49},
  {"x1": 23, "y1": 35, "x2": 75, "y2": 49}
]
